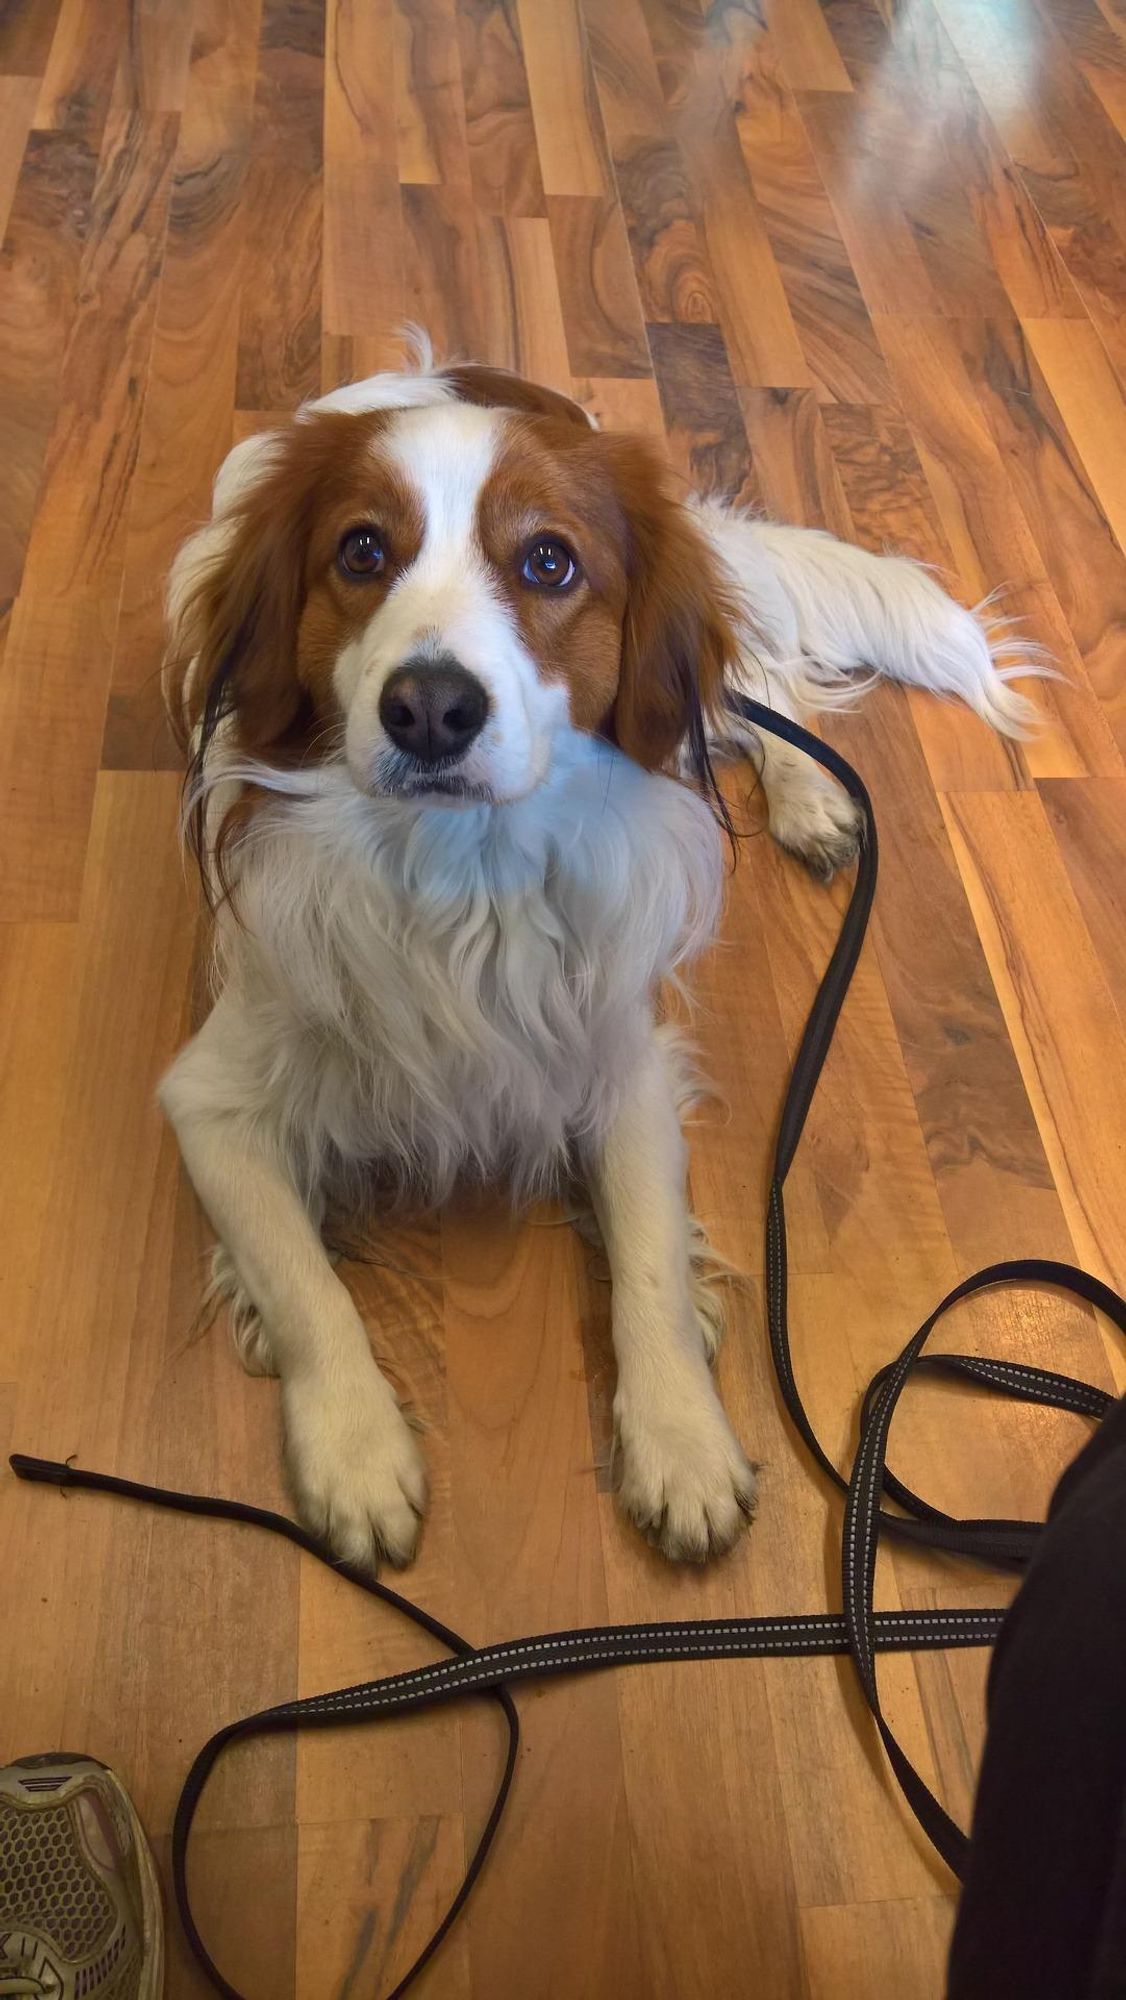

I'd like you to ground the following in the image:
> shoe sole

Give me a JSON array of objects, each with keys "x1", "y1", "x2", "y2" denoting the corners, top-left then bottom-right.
[{"x1": 3, "y1": 1754, "x2": 164, "y2": 2000}]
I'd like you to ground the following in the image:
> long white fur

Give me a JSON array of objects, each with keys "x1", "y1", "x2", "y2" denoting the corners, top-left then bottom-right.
[{"x1": 161, "y1": 350, "x2": 1044, "y2": 1570}]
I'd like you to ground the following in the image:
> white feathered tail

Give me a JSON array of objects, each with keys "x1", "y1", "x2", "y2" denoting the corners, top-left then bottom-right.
[{"x1": 694, "y1": 502, "x2": 1049, "y2": 737}]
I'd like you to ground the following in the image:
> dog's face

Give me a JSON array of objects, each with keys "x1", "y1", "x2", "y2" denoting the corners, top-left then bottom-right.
[{"x1": 167, "y1": 364, "x2": 739, "y2": 844}]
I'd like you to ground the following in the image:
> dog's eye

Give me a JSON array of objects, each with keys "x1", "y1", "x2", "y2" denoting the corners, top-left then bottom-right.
[
  {"x1": 522, "y1": 538, "x2": 577, "y2": 589},
  {"x1": 338, "y1": 527, "x2": 386, "y2": 579}
]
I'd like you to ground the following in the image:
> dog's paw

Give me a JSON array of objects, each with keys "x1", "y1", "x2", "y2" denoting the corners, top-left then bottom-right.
[
  {"x1": 770, "y1": 784, "x2": 864, "y2": 882},
  {"x1": 282, "y1": 1366, "x2": 427, "y2": 1569},
  {"x1": 614, "y1": 1371, "x2": 757, "y2": 1561}
]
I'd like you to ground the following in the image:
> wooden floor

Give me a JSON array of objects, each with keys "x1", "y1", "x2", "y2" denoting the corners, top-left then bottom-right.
[{"x1": 2, "y1": 0, "x2": 1126, "y2": 1993}]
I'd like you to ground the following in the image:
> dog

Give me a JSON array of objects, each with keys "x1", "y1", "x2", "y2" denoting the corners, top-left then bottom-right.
[{"x1": 159, "y1": 341, "x2": 1040, "y2": 1570}]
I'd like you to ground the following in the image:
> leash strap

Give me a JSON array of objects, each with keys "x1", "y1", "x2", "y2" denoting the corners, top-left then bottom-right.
[{"x1": 10, "y1": 697, "x2": 1124, "y2": 1997}]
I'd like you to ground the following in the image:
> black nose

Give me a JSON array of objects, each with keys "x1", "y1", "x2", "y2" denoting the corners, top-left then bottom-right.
[{"x1": 378, "y1": 658, "x2": 490, "y2": 764}]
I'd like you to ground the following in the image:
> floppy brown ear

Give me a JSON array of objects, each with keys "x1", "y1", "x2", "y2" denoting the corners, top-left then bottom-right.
[
  {"x1": 164, "y1": 432, "x2": 317, "y2": 765},
  {"x1": 164, "y1": 420, "x2": 355, "y2": 900},
  {"x1": 599, "y1": 436, "x2": 740, "y2": 776},
  {"x1": 439, "y1": 360, "x2": 595, "y2": 432}
]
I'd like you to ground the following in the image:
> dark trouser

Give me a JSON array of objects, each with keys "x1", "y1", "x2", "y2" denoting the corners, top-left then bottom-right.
[{"x1": 948, "y1": 1394, "x2": 1126, "y2": 1998}]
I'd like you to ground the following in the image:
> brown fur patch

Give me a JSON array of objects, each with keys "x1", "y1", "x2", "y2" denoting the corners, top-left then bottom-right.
[
  {"x1": 440, "y1": 362, "x2": 593, "y2": 433},
  {"x1": 478, "y1": 417, "x2": 633, "y2": 730},
  {"x1": 479, "y1": 417, "x2": 741, "y2": 763}
]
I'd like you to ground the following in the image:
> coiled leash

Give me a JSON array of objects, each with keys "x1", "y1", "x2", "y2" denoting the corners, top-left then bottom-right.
[{"x1": 11, "y1": 697, "x2": 1126, "y2": 1997}]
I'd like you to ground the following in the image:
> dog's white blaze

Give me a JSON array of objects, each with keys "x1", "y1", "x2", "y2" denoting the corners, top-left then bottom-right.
[{"x1": 336, "y1": 403, "x2": 570, "y2": 803}]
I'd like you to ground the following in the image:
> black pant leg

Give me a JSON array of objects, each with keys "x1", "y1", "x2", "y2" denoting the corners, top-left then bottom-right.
[{"x1": 948, "y1": 1395, "x2": 1126, "y2": 1999}]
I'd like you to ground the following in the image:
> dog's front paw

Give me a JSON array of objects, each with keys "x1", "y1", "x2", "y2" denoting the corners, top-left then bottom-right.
[
  {"x1": 282, "y1": 1365, "x2": 427, "y2": 1569},
  {"x1": 770, "y1": 784, "x2": 863, "y2": 882},
  {"x1": 614, "y1": 1369, "x2": 757, "y2": 1561}
]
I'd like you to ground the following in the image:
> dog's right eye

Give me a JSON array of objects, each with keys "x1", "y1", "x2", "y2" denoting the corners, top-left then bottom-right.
[{"x1": 338, "y1": 527, "x2": 386, "y2": 579}]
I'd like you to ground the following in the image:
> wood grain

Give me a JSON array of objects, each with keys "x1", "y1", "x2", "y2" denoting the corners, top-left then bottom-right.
[
  {"x1": 3, "y1": 2, "x2": 1126, "y2": 1995},
  {"x1": 394, "y1": 0, "x2": 470, "y2": 190},
  {"x1": 730, "y1": 29, "x2": 890, "y2": 401},
  {"x1": 0, "y1": 126, "x2": 97, "y2": 599},
  {"x1": 649, "y1": 320, "x2": 759, "y2": 509},
  {"x1": 547, "y1": 191, "x2": 650, "y2": 377},
  {"x1": 459, "y1": 0, "x2": 544, "y2": 217},
  {"x1": 235, "y1": 0, "x2": 323, "y2": 410},
  {"x1": 105, "y1": 0, "x2": 262, "y2": 770}
]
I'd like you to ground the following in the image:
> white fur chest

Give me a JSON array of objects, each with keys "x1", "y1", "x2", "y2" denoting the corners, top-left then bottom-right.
[{"x1": 206, "y1": 733, "x2": 723, "y2": 1202}]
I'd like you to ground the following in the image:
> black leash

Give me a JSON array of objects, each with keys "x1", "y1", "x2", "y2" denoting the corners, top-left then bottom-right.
[{"x1": 10, "y1": 697, "x2": 1125, "y2": 1996}]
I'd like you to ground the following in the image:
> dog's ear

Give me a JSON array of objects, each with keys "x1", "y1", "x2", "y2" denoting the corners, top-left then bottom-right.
[
  {"x1": 164, "y1": 419, "x2": 356, "y2": 898},
  {"x1": 597, "y1": 436, "x2": 739, "y2": 780},
  {"x1": 164, "y1": 428, "x2": 315, "y2": 766},
  {"x1": 440, "y1": 360, "x2": 595, "y2": 433}
]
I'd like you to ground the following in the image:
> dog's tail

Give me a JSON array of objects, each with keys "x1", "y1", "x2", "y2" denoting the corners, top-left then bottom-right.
[{"x1": 722, "y1": 518, "x2": 1051, "y2": 736}]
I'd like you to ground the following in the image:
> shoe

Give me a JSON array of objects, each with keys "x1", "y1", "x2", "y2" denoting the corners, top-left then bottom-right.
[{"x1": 0, "y1": 1754, "x2": 162, "y2": 1998}]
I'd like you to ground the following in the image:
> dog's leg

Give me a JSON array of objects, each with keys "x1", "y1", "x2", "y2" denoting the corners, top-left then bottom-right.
[
  {"x1": 160, "y1": 1032, "x2": 426, "y2": 1570},
  {"x1": 588, "y1": 1025, "x2": 756, "y2": 1560},
  {"x1": 753, "y1": 722, "x2": 864, "y2": 881}
]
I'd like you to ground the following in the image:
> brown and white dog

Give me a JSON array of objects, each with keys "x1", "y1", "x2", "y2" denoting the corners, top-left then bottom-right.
[{"x1": 160, "y1": 340, "x2": 1039, "y2": 1569}]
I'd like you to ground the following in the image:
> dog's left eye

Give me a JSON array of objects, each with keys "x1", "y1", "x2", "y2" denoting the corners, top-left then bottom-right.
[
  {"x1": 522, "y1": 538, "x2": 577, "y2": 589},
  {"x1": 338, "y1": 527, "x2": 386, "y2": 578}
]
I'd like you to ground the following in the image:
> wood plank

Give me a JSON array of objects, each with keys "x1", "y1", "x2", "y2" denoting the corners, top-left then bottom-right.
[
  {"x1": 572, "y1": 371, "x2": 668, "y2": 444},
  {"x1": 235, "y1": 0, "x2": 322, "y2": 410},
  {"x1": 296, "y1": 1818, "x2": 470, "y2": 1999},
  {"x1": 19, "y1": 110, "x2": 179, "y2": 596},
  {"x1": 0, "y1": 593, "x2": 117, "y2": 919},
  {"x1": 112, "y1": 0, "x2": 198, "y2": 118},
  {"x1": 943, "y1": 787, "x2": 1126, "y2": 1296},
  {"x1": 104, "y1": 0, "x2": 261, "y2": 770},
  {"x1": 1040, "y1": 776, "x2": 1126, "y2": 1030},
  {"x1": 402, "y1": 179, "x2": 484, "y2": 358},
  {"x1": 0, "y1": 110, "x2": 177, "y2": 915},
  {"x1": 612, "y1": 131, "x2": 716, "y2": 324},
  {"x1": 1052, "y1": 0, "x2": 1126, "y2": 139},
  {"x1": 162, "y1": 1826, "x2": 296, "y2": 2000},
  {"x1": 933, "y1": 0, "x2": 1126, "y2": 380},
  {"x1": 821, "y1": 401, "x2": 953, "y2": 565},
  {"x1": 0, "y1": 921, "x2": 81, "y2": 1379},
  {"x1": 475, "y1": 212, "x2": 573, "y2": 386},
  {"x1": 393, "y1": 0, "x2": 470, "y2": 190},
  {"x1": 801, "y1": 1895, "x2": 955, "y2": 2000},
  {"x1": 518, "y1": 0, "x2": 610, "y2": 197},
  {"x1": 33, "y1": 0, "x2": 128, "y2": 139},
  {"x1": 438, "y1": 1199, "x2": 641, "y2": 1997},
  {"x1": 797, "y1": 92, "x2": 942, "y2": 318},
  {"x1": 764, "y1": 0, "x2": 853, "y2": 95},
  {"x1": 1022, "y1": 314, "x2": 1126, "y2": 553},
  {"x1": 730, "y1": 33, "x2": 890, "y2": 401},
  {"x1": 459, "y1": 0, "x2": 545, "y2": 216},
  {"x1": 547, "y1": 192, "x2": 651, "y2": 378},
  {"x1": 0, "y1": 126, "x2": 98, "y2": 600},
  {"x1": 0, "y1": 0, "x2": 62, "y2": 75},
  {"x1": 295, "y1": 1218, "x2": 469, "y2": 1993},
  {"x1": 0, "y1": 76, "x2": 40, "y2": 243},
  {"x1": 323, "y1": 0, "x2": 403, "y2": 337},
  {"x1": 815, "y1": 0, "x2": 1058, "y2": 321},
  {"x1": 738, "y1": 384, "x2": 853, "y2": 537},
  {"x1": 681, "y1": 69, "x2": 818, "y2": 392},
  {"x1": 648, "y1": 320, "x2": 759, "y2": 508}
]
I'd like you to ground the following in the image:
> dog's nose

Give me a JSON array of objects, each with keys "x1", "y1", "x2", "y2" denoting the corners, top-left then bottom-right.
[{"x1": 378, "y1": 658, "x2": 490, "y2": 763}]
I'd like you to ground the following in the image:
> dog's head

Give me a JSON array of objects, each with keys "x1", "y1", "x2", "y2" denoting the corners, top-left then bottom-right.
[{"x1": 167, "y1": 356, "x2": 740, "y2": 879}]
